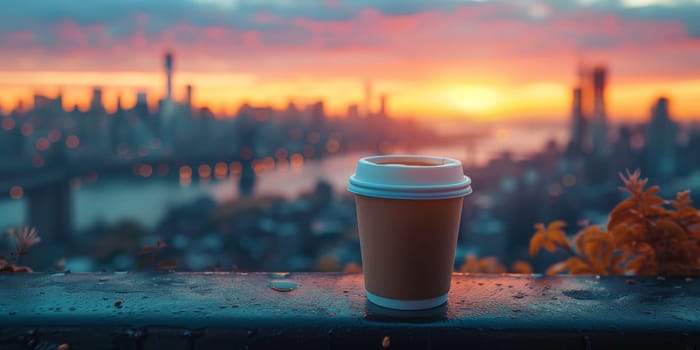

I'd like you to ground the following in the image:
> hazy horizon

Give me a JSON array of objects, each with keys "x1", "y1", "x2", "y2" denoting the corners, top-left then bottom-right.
[{"x1": 2, "y1": 0, "x2": 700, "y2": 121}]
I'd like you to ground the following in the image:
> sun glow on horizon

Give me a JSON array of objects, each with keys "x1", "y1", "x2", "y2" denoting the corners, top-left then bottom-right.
[{"x1": 1, "y1": 70, "x2": 699, "y2": 122}]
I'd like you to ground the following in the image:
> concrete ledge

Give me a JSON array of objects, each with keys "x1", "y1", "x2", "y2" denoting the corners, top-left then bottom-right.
[{"x1": 1, "y1": 273, "x2": 699, "y2": 349}]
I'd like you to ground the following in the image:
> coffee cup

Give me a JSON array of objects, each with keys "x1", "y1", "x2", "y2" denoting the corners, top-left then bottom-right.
[{"x1": 348, "y1": 155, "x2": 472, "y2": 310}]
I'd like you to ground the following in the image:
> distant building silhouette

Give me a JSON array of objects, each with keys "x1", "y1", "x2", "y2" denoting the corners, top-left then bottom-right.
[
  {"x1": 567, "y1": 87, "x2": 586, "y2": 154},
  {"x1": 165, "y1": 52, "x2": 174, "y2": 102},
  {"x1": 591, "y1": 66, "x2": 608, "y2": 156},
  {"x1": 136, "y1": 91, "x2": 148, "y2": 106},
  {"x1": 567, "y1": 64, "x2": 610, "y2": 157},
  {"x1": 90, "y1": 88, "x2": 104, "y2": 113},
  {"x1": 379, "y1": 94, "x2": 387, "y2": 118},
  {"x1": 116, "y1": 95, "x2": 124, "y2": 113},
  {"x1": 646, "y1": 97, "x2": 677, "y2": 179},
  {"x1": 185, "y1": 84, "x2": 193, "y2": 111},
  {"x1": 347, "y1": 104, "x2": 359, "y2": 119},
  {"x1": 160, "y1": 52, "x2": 176, "y2": 152}
]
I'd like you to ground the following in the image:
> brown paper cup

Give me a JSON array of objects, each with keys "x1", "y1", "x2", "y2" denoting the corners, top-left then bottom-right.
[{"x1": 348, "y1": 155, "x2": 472, "y2": 310}]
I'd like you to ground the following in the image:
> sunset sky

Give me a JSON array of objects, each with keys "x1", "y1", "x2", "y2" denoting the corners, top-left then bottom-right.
[{"x1": 0, "y1": 0, "x2": 699, "y2": 121}]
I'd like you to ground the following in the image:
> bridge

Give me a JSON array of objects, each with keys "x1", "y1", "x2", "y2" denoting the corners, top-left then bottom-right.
[
  {"x1": 0, "y1": 151, "x2": 252, "y2": 243},
  {"x1": 0, "y1": 131, "x2": 492, "y2": 242}
]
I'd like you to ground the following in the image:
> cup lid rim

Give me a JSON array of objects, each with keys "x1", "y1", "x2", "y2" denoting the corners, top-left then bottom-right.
[
  {"x1": 347, "y1": 155, "x2": 473, "y2": 199},
  {"x1": 348, "y1": 174, "x2": 471, "y2": 192}
]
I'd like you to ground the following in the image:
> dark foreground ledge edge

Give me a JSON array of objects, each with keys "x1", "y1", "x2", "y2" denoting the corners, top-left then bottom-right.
[{"x1": 1, "y1": 273, "x2": 698, "y2": 349}]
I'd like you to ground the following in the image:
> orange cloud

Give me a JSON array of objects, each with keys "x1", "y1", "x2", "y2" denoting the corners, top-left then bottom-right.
[{"x1": 1, "y1": 4, "x2": 699, "y2": 121}]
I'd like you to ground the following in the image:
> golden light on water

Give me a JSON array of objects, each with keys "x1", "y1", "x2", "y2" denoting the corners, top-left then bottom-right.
[
  {"x1": 276, "y1": 159, "x2": 289, "y2": 170},
  {"x1": 290, "y1": 153, "x2": 304, "y2": 169},
  {"x1": 138, "y1": 164, "x2": 153, "y2": 177},
  {"x1": 9, "y1": 186, "x2": 23, "y2": 200},
  {"x1": 229, "y1": 162, "x2": 242, "y2": 176},
  {"x1": 179, "y1": 165, "x2": 192, "y2": 179},
  {"x1": 65, "y1": 135, "x2": 80, "y2": 149},
  {"x1": 214, "y1": 162, "x2": 228, "y2": 180},
  {"x1": 198, "y1": 164, "x2": 212, "y2": 179},
  {"x1": 35, "y1": 138, "x2": 50, "y2": 151},
  {"x1": 325, "y1": 139, "x2": 340, "y2": 154}
]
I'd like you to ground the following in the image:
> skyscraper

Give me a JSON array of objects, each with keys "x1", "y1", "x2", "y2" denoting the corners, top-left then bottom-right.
[
  {"x1": 379, "y1": 94, "x2": 387, "y2": 118},
  {"x1": 90, "y1": 88, "x2": 104, "y2": 112},
  {"x1": 185, "y1": 84, "x2": 193, "y2": 108},
  {"x1": 165, "y1": 52, "x2": 173, "y2": 101},
  {"x1": 567, "y1": 87, "x2": 585, "y2": 154},
  {"x1": 347, "y1": 104, "x2": 359, "y2": 119},
  {"x1": 591, "y1": 66, "x2": 608, "y2": 156},
  {"x1": 136, "y1": 91, "x2": 148, "y2": 106},
  {"x1": 646, "y1": 97, "x2": 677, "y2": 178}
]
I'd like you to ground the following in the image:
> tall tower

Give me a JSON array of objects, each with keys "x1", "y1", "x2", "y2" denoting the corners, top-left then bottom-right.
[
  {"x1": 90, "y1": 87, "x2": 104, "y2": 112},
  {"x1": 165, "y1": 52, "x2": 173, "y2": 101},
  {"x1": 347, "y1": 104, "x2": 359, "y2": 119},
  {"x1": 364, "y1": 80, "x2": 372, "y2": 117},
  {"x1": 568, "y1": 87, "x2": 585, "y2": 154},
  {"x1": 136, "y1": 91, "x2": 148, "y2": 106},
  {"x1": 185, "y1": 84, "x2": 193, "y2": 108},
  {"x1": 647, "y1": 97, "x2": 677, "y2": 178},
  {"x1": 591, "y1": 66, "x2": 608, "y2": 156},
  {"x1": 379, "y1": 94, "x2": 387, "y2": 118}
]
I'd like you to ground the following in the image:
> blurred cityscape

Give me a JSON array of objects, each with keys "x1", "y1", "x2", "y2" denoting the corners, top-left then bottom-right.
[{"x1": 1, "y1": 51, "x2": 699, "y2": 272}]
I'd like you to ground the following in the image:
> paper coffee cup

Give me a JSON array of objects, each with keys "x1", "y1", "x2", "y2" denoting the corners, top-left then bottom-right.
[{"x1": 348, "y1": 155, "x2": 472, "y2": 310}]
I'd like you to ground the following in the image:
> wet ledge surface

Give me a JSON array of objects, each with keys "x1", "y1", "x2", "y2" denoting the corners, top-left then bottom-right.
[{"x1": 1, "y1": 273, "x2": 699, "y2": 349}]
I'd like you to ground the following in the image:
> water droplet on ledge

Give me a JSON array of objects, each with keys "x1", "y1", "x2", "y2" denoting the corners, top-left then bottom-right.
[
  {"x1": 268, "y1": 272, "x2": 291, "y2": 279},
  {"x1": 268, "y1": 281, "x2": 297, "y2": 292}
]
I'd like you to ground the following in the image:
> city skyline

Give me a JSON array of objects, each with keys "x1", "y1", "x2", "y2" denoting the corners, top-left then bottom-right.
[{"x1": 1, "y1": 0, "x2": 700, "y2": 120}]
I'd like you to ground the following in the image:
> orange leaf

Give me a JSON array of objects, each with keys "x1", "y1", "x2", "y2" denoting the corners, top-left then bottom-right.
[
  {"x1": 583, "y1": 240, "x2": 601, "y2": 261},
  {"x1": 529, "y1": 232, "x2": 545, "y2": 257},
  {"x1": 644, "y1": 186, "x2": 660, "y2": 197},
  {"x1": 543, "y1": 239, "x2": 557, "y2": 253},
  {"x1": 574, "y1": 230, "x2": 587, "y2": 255},
  {"x1": 601, "y1": 242, "x2": 615, "y2": 266},
  {"x1": 625, "y1": 255, "x2": 646, "y2": 274},
  {"x1": 511, "y1": 260, "x2": 533, "y2": 274},
  {"x1": 609, "y1": 198, "x2": 636, "y2": 218},
  {"x1": 460, "y1": 255, "x2": 479, "y2": 273},
  {"x1": 566, "y1": 257, "x2": 591, "y2": 274},
  {"x1": 548, "y1": 230, "x2": 571, "y2": 251},
  {"x1": 534, "y1": 223, "x2": 546, "y2": 233},
  {"x1": 548, "y1": 220, "x2": 567, "y2": 231}
]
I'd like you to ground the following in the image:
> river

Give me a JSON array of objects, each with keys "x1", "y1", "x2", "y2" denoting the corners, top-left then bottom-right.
[{"x1": 0, "y1": 122, "x2": 568, "y2": 232}]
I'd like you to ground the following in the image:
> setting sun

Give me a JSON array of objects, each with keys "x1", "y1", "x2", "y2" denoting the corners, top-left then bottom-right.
[{"x1": 447, "y1": 86, "x2": 503, "y2": 115}]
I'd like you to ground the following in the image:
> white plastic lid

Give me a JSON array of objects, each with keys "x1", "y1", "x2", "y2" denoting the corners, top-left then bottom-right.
[{"x1": 348, "y1": 155, "x2": 472, "y2": 200}]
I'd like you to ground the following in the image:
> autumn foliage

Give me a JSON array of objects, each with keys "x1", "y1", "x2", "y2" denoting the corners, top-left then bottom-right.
[
  {"x1": 459, "y1": 254, "x2": 533, "y2": 274},
  {"x1": 137, "y1": 239, "x2": 177, "y2": 271},
  {"x1": 0, "y1": 227, "x2": 40, "y2": 273},
  {"x1": 531, "y1": 170, "x2": 700, "y2": 276}
]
